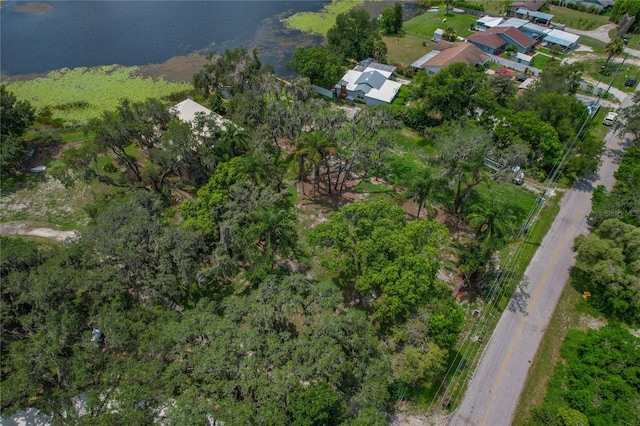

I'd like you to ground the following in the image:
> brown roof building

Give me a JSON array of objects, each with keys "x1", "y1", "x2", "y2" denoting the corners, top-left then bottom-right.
[
  {"x1": 467, "y1": 26, "x2": 538, "y2": 54},
  {"x1": 411, "y1": 41, "x2": 488, "y2": 75}
]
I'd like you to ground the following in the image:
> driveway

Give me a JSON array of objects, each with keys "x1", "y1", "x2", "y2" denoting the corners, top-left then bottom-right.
[{"x1": 564, "y1": 23, "x2": 615, "y2": 43}]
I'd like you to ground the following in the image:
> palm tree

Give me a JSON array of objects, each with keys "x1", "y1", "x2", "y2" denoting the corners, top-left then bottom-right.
[
  {"x1": 603, "y1": 38, "x2": 625, "y2": 70},
  {"x1": 407, "y1": 169, "x2": 439, "y2": 219},
  {"x1": 291, "y1": 130, "x2": 337, "y2": 196},
  {"x1": 251, "y1": 207, "x2": 298, "y2": 260},
  {"x1": 217, "y1": 123, "x2": 249, "y2": 161},
  {"x1": 466, "y1": 198, "x2": 517, "y2": 249}
]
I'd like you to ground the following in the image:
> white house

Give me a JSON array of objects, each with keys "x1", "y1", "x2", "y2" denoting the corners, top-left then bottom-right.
[
  {"x1": 337, "y1": 66, "x2": 402, "y2": 106},
  {"x1": 476, "y1": 16, "x2": 504, "y2": 31},
  {"x1": 170, "y1": 98, "x2": 231, "y2": 132}
]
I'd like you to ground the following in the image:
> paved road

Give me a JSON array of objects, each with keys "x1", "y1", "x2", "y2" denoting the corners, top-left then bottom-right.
[{"x1": 449, "y1": 87, "x2": 637, "y2": 426}]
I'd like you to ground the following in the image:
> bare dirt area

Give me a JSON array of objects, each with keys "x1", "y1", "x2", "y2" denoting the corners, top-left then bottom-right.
[
  {"x1": 0, "y1": 175, "x2": 90, "y2": 234},
  {"x1": 0, "y1": 221, "x2": 78, "y2": 241},
  {"x1": 139, "y1": 53, "x2": 209, "y2": 83}
]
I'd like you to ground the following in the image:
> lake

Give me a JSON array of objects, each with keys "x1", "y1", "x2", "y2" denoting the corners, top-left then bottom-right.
[{"x1": 0, "y1": 0, "x2": 325, "y2": 80}]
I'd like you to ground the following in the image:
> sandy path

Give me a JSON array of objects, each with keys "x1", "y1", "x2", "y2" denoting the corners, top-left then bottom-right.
[{"x1": 0, "y1": 221, "x2": 78, "y2": 242}]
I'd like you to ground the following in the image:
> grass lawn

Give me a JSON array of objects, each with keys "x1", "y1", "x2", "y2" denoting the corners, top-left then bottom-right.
[
  {"x1": 548, "y1": 5, "x2": 611, "y2": 30},
  {"x1": 580, "y1": 58, "x2": 640, "y2": 94},
  {"x1": 577, "y1": 35, "x2": 606, "y2": 54},
  {"x1": 404, "y1": 9, "x2": 477, "y2": 39},
  {"x1": 530, "y1": 53, "x2": 556, "y2": 70},
  {"x1": 464, "y1": 0, "x2": 511, "y2": 15},
  {"x1": 384, "y1": 34, "x2": 433, "y2": 68}
]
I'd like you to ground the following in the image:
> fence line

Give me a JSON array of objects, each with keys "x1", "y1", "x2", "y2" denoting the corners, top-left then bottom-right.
[{"x1": 486, "y1": 54, "x2": 542, "y2": 75}]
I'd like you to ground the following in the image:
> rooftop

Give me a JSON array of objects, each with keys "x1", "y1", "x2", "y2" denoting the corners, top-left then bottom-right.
[{"x1": 415, "y1": 41, "x2": 488, "y2": 69}]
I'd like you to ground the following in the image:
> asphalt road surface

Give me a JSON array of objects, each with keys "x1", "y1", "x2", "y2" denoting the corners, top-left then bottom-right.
[{"x1": 449, "y1": 88, "x2": 638, "y2": 426}]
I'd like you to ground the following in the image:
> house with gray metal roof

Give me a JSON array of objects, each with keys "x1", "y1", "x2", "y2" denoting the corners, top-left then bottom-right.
[
  {"x1": 559, "y1": 0, "x2": 614, "y2": 11},
  {"x1": 514, "y1": 8, "x2": 554, "y2": 26},
  {"x1": 337, "y1": 66, "x2": 402, "y2": 106},
  {"x1": 543, "y1": 29, "x2": 580, "y2": 51}
]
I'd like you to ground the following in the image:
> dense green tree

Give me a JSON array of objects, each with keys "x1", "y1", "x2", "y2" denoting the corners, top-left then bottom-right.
[
  {"x1": 411, "y1": 63, "x2": 488, "y2": 122},
  {"x1": 1, "y1": 134, "x2": 28, "y2": 174},
  {"x1": 489, "y1": 73, "x2": 518, "y2": 108},
  {"x1": 0, "y1": 85, "x2": 35, "y2": 173},
  {"x1": 309, "y1": 198, "x2": 449, "y2": 326},
  {"x1": 193, "y1": 47, "x2": 267, "y2": 100},
  {"x1": 438, "y1": 121, "x2": 495, "y2": 215},
  {"x1": 528, "y1": 324, "x2": 640, "y2": 426},
  {"x1": 0, "y1": 85, "x2": 35, "y2": 137},
  {"x1": 380, "y1": 3, "x2": 403, "y2": 35},
  {"x1": 180, "y1": 157, "x2": 250, "y2": 239},
  {"x1": 611, "y1": 0, "x2": 640, "y2": 32},
  {"x1": 327, "y1": 9, "x2": 387, "y2": 61},
  {"x1": 525, "y1": 61, "x2": 583, "y2": 97},
  {"x1": 614, "y1": 91, "x2": 640, "y2": 141},
  {"x1": 466, "y1": 197, "x2": 518, "y2": 247},
  {"x1": 406, "y1": 168, "x2": 442, "y2": 219},
  {"x1": 289, "y1": 382, "x2": 348, "y2": 426},
  {"x1": 493, "y1": 110, "x2": 563, "y2": 175},
  {"x1": 86, "y1": 191, "x2": 208, "y2": 307},
  {"x1": 287, "y1": 46, "x2": 347, "y2": 88},
  {"x1": 442, "y1": 27, "x2": 458, "y2": 42},
  {"x1": 572, "y1": 218, "x2": 640, "y2": 323},
  {"x1": 590, "y1": 144, "x2": 640, "y2": 228}
]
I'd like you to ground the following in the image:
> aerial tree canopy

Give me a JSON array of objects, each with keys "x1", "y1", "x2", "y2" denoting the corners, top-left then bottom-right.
[
  {"x1": 327, "y1": 9, "x2": 387, "y2": 61},
  {"x1": 0, "y1": 85, "x2": 35, "y2": 173},
  {"x1": 309, "y1": 198, "x2": 449, "y2": 327},
  {"x1": 287, "y1": 46, "x2": 347, "y2": 88}
]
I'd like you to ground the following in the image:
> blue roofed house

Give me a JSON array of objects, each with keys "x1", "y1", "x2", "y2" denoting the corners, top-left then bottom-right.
[{"x1": 337, "y1": 64, "x2": 402, "y2": 106}]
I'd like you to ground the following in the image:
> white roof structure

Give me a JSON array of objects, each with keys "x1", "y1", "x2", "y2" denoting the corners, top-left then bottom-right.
[
  {"x1": 498, "y1": 17, "x2": 529, "y2": 28},
  {"x1": 339, "y1": 69, "x2": 401, "y2": 104},
  {"x1": 363, "y1": 65, "x2": 393, "y2": 79},
  {"x1": 477, "y1": 16, "x2": 504, "y2": 28},
  {"x1": 340, "y1": 70, "x2": 364, "y2": 92},
  {"x1": 543, "y1": 29, "x2": 580, "y2": 47},
  {"x1": 367, "y1": 80, "x2": 402, "y2": 103},
  {"x1": 170, "y1": 99, "x2": 231, "y2": 130},
  {"x1": 515, "y1": 52, "x2": 533, "y2": 62}
]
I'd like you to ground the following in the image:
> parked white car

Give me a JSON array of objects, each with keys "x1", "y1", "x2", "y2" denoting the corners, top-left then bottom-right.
[{"x1": 603, "y1": 112, "x2": 618, "y2": 126}]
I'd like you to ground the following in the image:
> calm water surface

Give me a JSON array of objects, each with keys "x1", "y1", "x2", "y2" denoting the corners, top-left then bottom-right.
[{"x1": 0, "y1": 0, "x2": 324, "y2": 77}]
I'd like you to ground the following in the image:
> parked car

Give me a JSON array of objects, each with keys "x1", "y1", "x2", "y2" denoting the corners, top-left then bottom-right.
[
  {"x1": 603, "y1": 112, "x2": 618, "y2": 126},
  {"x1": 625, "y1": 77, "x2": 636, "y2": 87}
]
